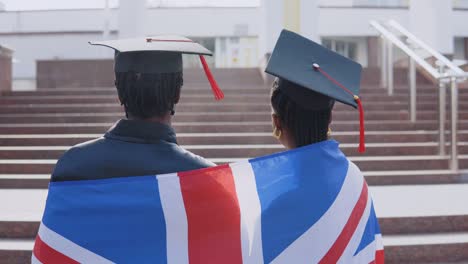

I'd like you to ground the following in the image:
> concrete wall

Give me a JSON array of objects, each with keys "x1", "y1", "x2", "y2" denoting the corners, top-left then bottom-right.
[
  {"x1": 0, "y1": 46, "x2": 13, "y2": 93},
  {"x1": 36, "y1": 59, "x2": 113, "y2": 88}
]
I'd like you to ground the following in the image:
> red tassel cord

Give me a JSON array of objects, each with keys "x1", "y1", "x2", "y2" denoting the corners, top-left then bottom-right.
[
  {"x1": 355, "y1": 96, "x2": 366, "y2": 153},
  {"x1": 314, "y1": 64, "x2": 366, "y2": 153},
  {"x1": 146, "y1": 38, "x2": 194, "y2": 43},
  {"x1": 199, "y1": 55, "x2": 224, "y2": 100},
  {"x1": 145, "y1": 38, "x2": 224, "y2": 101}
]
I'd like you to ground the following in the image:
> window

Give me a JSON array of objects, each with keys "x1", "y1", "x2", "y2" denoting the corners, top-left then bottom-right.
[{"x1": 322, "y1": 38, "x2": 358, "y2": 61}]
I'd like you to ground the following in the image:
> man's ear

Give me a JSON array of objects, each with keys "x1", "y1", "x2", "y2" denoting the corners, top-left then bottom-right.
[{"x1": 174, "y1": 90, "x2": 181, "y2": 104}]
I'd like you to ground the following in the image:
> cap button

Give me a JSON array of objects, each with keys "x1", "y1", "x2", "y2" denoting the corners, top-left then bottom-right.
[{"x1": 312, "y1": 63, "x2": 320, "y2": 70}]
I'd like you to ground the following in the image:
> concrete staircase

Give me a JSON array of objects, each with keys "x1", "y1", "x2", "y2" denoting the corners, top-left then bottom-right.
[{"x1": 0, "y1": 68, "x2": 468, "y2": 263}]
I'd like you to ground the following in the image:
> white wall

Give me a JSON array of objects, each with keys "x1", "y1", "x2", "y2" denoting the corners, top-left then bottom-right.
[
  {"x1": 410, "y1": 0, "x2": 453, "y2": 54},
  {"x1": 318, "y1": 0, "x2": 353, "y2": 7},
  {"x1": 145, "y1": 7, "x2": 260, "y2": 37},
  {"x1": 0, "y1": 33, "x2": 115, "y2": 79},
  {"x1": 119, "y1": 0, "x2": 146, "y2": 38},
  {"x1": 0, "y1": 7, "x2": 259, "y2": 79},
  {"x1": 452, "y1": 10, "x2": 468, "y2": 38},
  {"x1": 318, "y1": 7, "x2": 409, "y2": 37},
  {"x1": 0, "y1": 9, "x2": 118, "y2": 33},
  {"x1": 259, "y1": 0, "x2": 283, "y2": 58},
  {"x1": 300, "y1": 0, "x2": 319, "y2": 42}
]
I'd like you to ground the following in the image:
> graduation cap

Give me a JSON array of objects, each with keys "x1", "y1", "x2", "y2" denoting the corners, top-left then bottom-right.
[
  {"x1": 266, "y1": 29, "x2": 366, "y2": 153},
  {"x1": 89, "y1": 35, "x2": 224, "y2": 100}
]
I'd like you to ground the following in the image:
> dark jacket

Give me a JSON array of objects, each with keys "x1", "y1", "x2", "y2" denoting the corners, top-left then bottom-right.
[{"x1": 51, "y1": 119, "x2": 215, "y2": 182}]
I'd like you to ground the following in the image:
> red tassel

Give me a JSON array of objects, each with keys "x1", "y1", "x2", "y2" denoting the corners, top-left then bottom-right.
[
  {"x1": 199, "y1": 56, "x2": 224, "y2": 101},
  {"x1": 315, "y1": 64, "x2": 365, "y2": 154},
  {"x1": 355, "y1": 96, "x2": 366, "y2": 153}
]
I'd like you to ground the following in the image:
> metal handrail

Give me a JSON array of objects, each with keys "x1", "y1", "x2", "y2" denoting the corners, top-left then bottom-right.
[
  {"x1": 388, "y1": 20, "x2": 465, "y2": 75},
  {"x1": 439, "y1": 73, "x2": 468, "y2": 80},
  {"x1": 369, "y1": 21, "x2": 440, "y2": 78},
  {"x1": 370, "y1": 20, "x2": 467, "y2": 172}
]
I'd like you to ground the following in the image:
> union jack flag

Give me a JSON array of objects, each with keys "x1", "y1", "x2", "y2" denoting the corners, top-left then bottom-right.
[{"x1": 33, "y1": 140, "x2": 384, "y2": 263}]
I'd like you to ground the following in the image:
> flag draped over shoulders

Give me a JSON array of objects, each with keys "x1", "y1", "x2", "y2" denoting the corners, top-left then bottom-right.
[{"x1": 32, "y1": 140, "x2": 384, "y2": 264}]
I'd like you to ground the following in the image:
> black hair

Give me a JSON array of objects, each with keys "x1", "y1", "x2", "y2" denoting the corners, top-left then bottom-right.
[
  {"x1": 115, "y1": 71, "x2": 183, "y2": 119},
  {"x1": 271, "y1": 78, "x2": 332, "y2": 148}
]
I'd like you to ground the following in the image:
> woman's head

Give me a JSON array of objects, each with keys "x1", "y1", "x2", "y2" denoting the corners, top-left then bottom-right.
[
  {"x1": 115, "y1": 71, "x2": 183, "y2": 119},
  {"x1": 271, "y1": 78, "x2": 334, "y2": 149}
]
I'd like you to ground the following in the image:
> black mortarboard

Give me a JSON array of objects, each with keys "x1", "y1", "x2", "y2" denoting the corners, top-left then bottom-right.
[
  {"x1": 89, "y1": 35, "x2": 224, "y2": 100},
  {"x1": 266, "y1": 29, "x2": 366, "y2": 153}
]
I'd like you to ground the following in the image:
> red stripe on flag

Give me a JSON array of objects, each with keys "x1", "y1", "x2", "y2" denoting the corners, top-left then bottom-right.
[
  {"x1": 179, "y1": 165, "x2": 243, "y2": 264},
  {"x1": 319, "y1": 182, "x2": 369, "y2": 264},
  {"x1": 33, "y1": 235, "x2": 79, "y2": 264},
  {"x1": 375, "y1": 249, "x2": 385, "y2": 264}
]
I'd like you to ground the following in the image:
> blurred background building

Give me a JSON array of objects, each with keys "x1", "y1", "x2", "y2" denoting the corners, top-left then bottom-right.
[
  {"x1": 0, "y1": 0, "x2": 467, "y2": 85},
  {"x1": 1, "y1": 1, "x2": 468, "y2": 262}
]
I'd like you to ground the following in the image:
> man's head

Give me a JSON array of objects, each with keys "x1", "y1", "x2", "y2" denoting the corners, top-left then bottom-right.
[
  {"x1": 90, "y1": 36, "x2": 223, "y2": 121},
  {"x1": 115, "y1": 71, "x2": 183, "y2": 119}
]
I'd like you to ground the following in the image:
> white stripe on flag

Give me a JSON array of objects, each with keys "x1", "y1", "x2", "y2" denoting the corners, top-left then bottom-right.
[
  {"x1": 37, "y1": 223, "x2": 114, "y2": 264},
  {"x1": 157, "y1": 174, "x2": 189, "y2": 264},
  {"x1": 338, "y1": 171, "x2": 373, "y2": 263},
  {"x1": 352, "y1": 234, "x2": 384, "y2": 263},
  {"x1": 271, "y1": 159, "x2": 365, "y2": 264},
  {"x1": 375, "y1": 234, "x2": 384, "y2": 250},
  {"x1": 230, "y1": 161, "x2": 264, "y2": 264},
  {"x1": 31, "y1": 254, "x2": 43, "y2": 264}
]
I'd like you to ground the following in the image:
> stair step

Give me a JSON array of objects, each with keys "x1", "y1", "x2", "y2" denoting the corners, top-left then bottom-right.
[
  {"x1": 0, "y1": 111, "x2": 468, "y2": 123},
  {"x1": 0, "y1": 131, "x2": 467, "y2": 145},
  {"x1": 2, "y1": 155, "x2": 468, "y2": 173},
  {"x1": 1, "y1": 142, "x2": 468, "y2": 159},
  {"x1": 2, "y1": 101, "x2": 468, "y2": 113},
  {"x1": 3, "y1": 94, "x2": 468, "y2": 105},
  {"x1": 0, "y1": 236, "x2": 466, "y2": 264},
  {"x1": 2, "y1": 169, "x2": 466, "y2": 189},
  {"x1": 1, "y1": 184, "x2": 467, "y2": 224},
  {"x1": 0, "y1": 121, "x2": 466, "y2": 134},
  {"x1": 384, "y1": 233, "x2": 468, "y2": 263}
]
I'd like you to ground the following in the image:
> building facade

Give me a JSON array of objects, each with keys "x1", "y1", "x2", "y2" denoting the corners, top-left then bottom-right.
[{"x1": 0, "y1": 0, "x2": 467, "y2": 80}]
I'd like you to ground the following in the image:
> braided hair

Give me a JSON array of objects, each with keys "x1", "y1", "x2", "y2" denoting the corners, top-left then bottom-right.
[
  {"x1": 115, "y1": 72, "x2": 183, "y2": 119},
  {"x1": 271, "y1": 78, "x2": 332, "y2": 148}
]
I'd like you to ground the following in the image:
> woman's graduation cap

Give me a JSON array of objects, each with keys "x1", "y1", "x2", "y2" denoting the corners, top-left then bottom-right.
[
  {"x1": 89, "y1": 35, "x2": 224, "y2": 100},
  {"x1": 266, "y1": 30, "x2": 366, "y2": 153}
]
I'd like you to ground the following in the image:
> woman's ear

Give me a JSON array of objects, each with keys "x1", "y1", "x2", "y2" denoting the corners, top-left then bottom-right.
[{"x1": 272, "y1": 113, "x2": 282, "y2": 130}]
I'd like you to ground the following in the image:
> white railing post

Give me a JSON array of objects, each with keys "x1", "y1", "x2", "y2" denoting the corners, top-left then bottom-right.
[
  {"x1": 380, "y1": 37, "x2": 387, "y2": 88},
  {"x1": 370, "y1": 20, "x2": 466, "y2": 170},
  {"x1": 438, "y1": 65, "x2": 446, "y2": 156},
  {"x1": 450, "y1": 77, "x2": 459, "y2": 171},
  {"x1": 409, "y1": 57, "x2": 417, "y2": 122},
  {"x1": 387, "y1": 41, "x2": 394, "y2": 96}
]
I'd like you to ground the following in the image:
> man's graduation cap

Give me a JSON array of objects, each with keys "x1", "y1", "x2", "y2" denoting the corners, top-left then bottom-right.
[
  {"x1": 266, "y1": 30, "x2": 366, "y2": 153},
  {"x1": 89, "y1": 35, "x2": 224, "y2": 100}
]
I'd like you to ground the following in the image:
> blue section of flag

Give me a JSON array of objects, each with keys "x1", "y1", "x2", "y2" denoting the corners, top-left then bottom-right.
[
  {"x1": 42, "y1": 176, "x2": 168, "y2": 263},
  {"x1": 354, "y1": 202, "x2": 381, "y2": 256},
  {"x1": 250, "y1": 140, "x2": 349, "y2": 263}
]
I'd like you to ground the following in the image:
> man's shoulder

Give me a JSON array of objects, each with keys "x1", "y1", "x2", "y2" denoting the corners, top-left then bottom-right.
[
  {"x1": 60, "y1": 137, "x2": 105, "y2": 161},
  {"x1": 169, "y1": 144, "x2": 217, "y2": 170},
  {"x1": 51, "y1": 138, "x2": 215, "y2": 182},
  {"x1": 51, "y1": 138, "x2": 106, "y2": 181}
]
